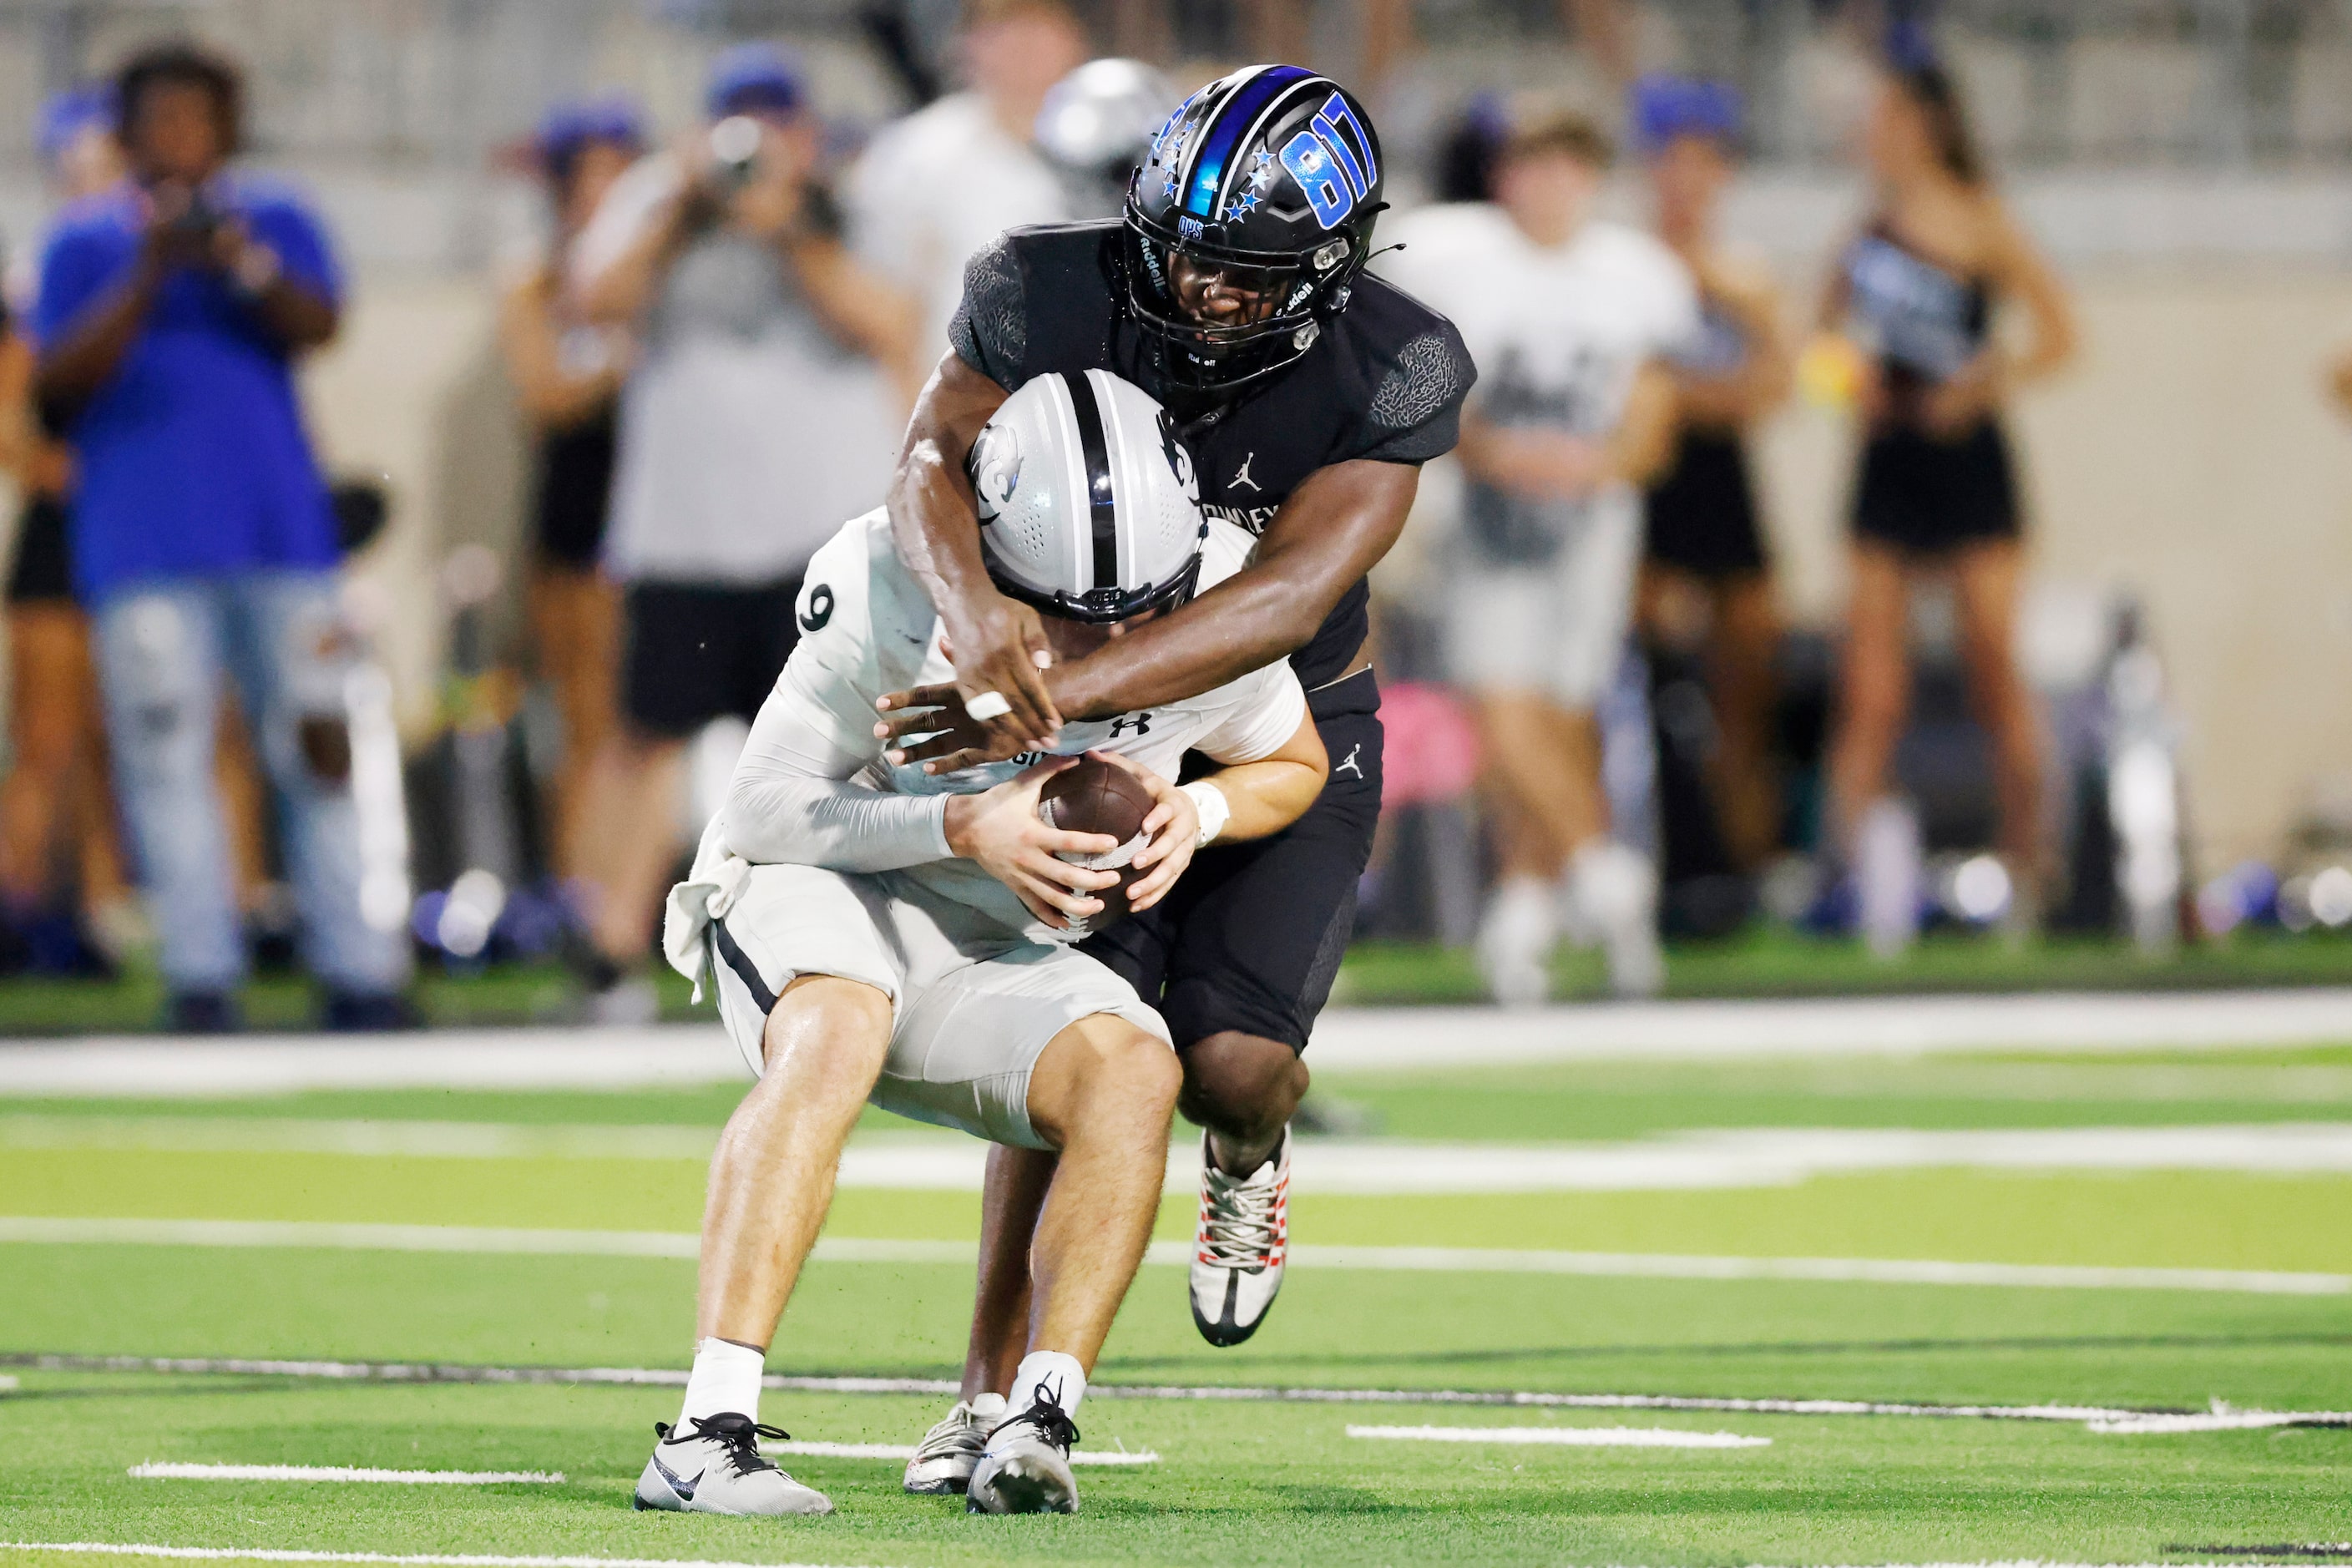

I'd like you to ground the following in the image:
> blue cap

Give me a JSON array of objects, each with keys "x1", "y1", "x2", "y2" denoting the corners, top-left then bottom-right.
[
  {"x1": 534, "y1": 92, "x2": 647, "y2": 175},
  {"x1": 1631, "y1": 73, "x2": 1742, "y2": 154},
  {"x1": 706, "y1": 43, "x2": 803, "y2": 120},
  {"x1": 37, "y1": 83, "x2": 116, "y2": 167}
]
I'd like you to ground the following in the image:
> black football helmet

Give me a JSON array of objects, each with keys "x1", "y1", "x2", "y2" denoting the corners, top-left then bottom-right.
[{"x1": 1124, "y1": 64, "x2": 1385, "y2": 394}]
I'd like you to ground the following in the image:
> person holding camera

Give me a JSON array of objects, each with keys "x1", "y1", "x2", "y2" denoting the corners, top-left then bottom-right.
[
  {"x1": 32, "y1": 43, "x2": 410, "y2": 1032},
  {"x1": 566, "y1": 44, "x2": 914, "y2": 1019}
]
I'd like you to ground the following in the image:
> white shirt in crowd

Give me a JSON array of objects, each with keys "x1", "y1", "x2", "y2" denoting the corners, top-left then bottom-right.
[
  {"x1": 1381, "y1": 205, "x2": 1698, "y2": 562},
  {"x1": 697, "y1": 507, "x2": 1305, "y2": 946},
  {"x1": 845, "y1": 92, "x2": 1070, "y2": 368},
  {"x1": 574, "y1": 153, "x2": 904, "y2": 587}
]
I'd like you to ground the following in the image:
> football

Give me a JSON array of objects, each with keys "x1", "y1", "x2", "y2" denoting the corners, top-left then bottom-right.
[{"x1": 1036, "y1": 754, "x2": 1157, "y2": 929}]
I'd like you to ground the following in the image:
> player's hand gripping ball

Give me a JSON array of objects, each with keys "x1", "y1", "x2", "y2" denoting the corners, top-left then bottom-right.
[{"x1": 1035, "y1": 754, "x2": 1157, "y2": 929}]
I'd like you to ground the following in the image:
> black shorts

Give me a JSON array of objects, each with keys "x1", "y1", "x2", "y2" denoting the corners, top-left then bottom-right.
[
  {"x1": 1853, "y1": 419, "x2": 2021, "y2": 558},
  {"x1": 1645, "y1": 428, "x2": 1769, "y2": 579},
  {"x1": 621, "y1": 576, "x2": 803, "y2": 739},
  {"x1": 533, "y1": 417, "x2": 617, "y2": 571},
  {"x1": 8, "y1": 495, "x2": 73, "y2": 605},
  {"x1": 1080, "y1": 669, "x2": 1382, "y2": 1053}
]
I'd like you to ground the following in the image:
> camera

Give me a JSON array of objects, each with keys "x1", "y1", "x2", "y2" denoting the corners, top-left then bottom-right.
[{"x1": 707, "y1": 115, "x2": 763, "y2": 189}]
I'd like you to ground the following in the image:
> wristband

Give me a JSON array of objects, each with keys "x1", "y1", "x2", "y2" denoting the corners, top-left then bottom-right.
[{"x1": 1179, "y1": 781, "x2": 1230, "y2": 849}]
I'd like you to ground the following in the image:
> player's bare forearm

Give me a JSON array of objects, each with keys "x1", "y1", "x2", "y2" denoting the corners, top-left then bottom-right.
[
  {"x1": 883, "y1": 351, "x2": 1060, "y2": 741},
  {"x1": 1050, "y1": 458, "x2": 1419, "y2": 721},
  {"x1": 1203, "y1": 713, "x2": 1328, "y2": 842}
]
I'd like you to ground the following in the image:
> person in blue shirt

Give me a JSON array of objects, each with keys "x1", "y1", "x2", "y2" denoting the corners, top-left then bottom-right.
[{"x1": 33, "y1": 42, "x2": 411, "y2": 1031}]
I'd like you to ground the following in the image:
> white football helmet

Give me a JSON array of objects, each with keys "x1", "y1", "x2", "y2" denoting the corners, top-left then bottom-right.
[
  {"x1": 1035, "y1": 58, "x2": 1183, "y2": 219},
  {"x1": 968, "y1": 370, "x2": 1205, "y2": 625}
]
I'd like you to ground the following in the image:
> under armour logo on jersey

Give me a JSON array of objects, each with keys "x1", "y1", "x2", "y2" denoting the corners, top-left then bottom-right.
[
  {"x1": 1229, "y1": 453, "x2": 1261, "y2": 493},
  {"x1": 1107, "y1": 712, "x2": 1154, "y2": 739},
  {"x1": 1333, "y1": 743, "x2": 1363, "y2": 779}
]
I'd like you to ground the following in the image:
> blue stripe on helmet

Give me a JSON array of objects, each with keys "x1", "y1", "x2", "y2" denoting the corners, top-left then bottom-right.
[{"x1": 1183, "y1": 64, "x2": 1316, "y2": 219}]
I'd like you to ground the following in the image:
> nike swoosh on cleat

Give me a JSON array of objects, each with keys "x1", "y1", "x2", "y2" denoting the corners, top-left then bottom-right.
[{"x1": 653, "y1": 1454, "x2": 704, "y2": 1501}]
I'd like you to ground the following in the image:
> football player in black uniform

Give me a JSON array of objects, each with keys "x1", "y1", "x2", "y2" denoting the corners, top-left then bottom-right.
[{"x1": 875, "y1": 65, "x2": 1471, "y2": 1461}]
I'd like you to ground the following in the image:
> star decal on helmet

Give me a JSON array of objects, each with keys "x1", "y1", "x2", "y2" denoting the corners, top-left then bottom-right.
[
  {"x1": 1223, "y1": 190, "x2": 1262, "y2": 220},
  {"x1": 1248, "y1": 149, "x2": 1277, "y2": 190}
]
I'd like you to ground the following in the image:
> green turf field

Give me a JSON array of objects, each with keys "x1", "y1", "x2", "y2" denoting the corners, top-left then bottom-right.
[
  {"x1": 7, "y1": 924, "x2": 2352, "y2": 1033},
  {"x1": 3, "y1": 1042, "x2": 2349, "y2": 1566}
]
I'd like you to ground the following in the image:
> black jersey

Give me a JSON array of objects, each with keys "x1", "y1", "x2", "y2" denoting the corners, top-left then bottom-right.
[{"x1": 948, "y1": 220, "x2": 1474, "y2": 689}]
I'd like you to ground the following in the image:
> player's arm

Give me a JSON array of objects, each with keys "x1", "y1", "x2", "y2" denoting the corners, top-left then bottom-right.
[
  {"x1": 883, "y1": 346, "x2": 1052, "y2": 739},
  {"x1": 880, "y1": 454, "x2": 1420, "y2": 771},
  {"x1": 1112, "y1": 703, "x2": 1328, "y2": 913},
  {"x1": 1050, "y1": 456, "x2": 1420, "y2": 720}
]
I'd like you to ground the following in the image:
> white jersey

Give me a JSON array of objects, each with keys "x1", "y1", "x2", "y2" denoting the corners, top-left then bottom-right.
[
  {"x1": 845, "y1": 94, "x2": 1071, "y2": 369},
  {"x1": 1380, "y1": 205, "x2": 1697, "y2": 566},
  {"x1": 720, "y1": 506, "x2": 1306, "y2": 942}
]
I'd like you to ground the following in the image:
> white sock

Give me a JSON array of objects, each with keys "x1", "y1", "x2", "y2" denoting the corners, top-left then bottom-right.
[
  {"x1": 1009, "y1": 1350, "x2": 1087, "y2": 1421},
  {"x1": 678, "y1": 1337, "x2": 766, "y2": 1428}
]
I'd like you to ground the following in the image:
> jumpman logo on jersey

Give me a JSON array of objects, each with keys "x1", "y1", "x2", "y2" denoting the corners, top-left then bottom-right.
[
  {"x1": 1333, "y1": 743, "x2": 1363, "y2": 779},
  {"x1": 1229, "y1": 452, "x2": 1261, "y2": 493}
]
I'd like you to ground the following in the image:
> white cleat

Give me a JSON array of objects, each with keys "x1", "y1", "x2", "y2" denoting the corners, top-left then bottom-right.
[
  {"x1": 965, "y1": 1390, "x2": 1080, "y2": 1515},
  {"x1": 1476, "y1": 877, "x2": 1556, "y2": 1006},
  {"x1": 1190, "y1": 1127, "x2": 1289, "y2": 1347},
  {"x1": 632, "y1": 1414, "x2": 832, "y2": 1516},
  {"x1": 903, "y1": 1392, "x2": 1005, "y2": 1495}
]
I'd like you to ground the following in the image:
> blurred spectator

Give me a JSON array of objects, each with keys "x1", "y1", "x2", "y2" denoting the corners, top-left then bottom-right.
[
  {"x1": 567, "y1": 43, "x2": 913, "y2": 1019},
  {"x1": 1635, "y1": 77, "x2": 1792, "y2": 872},
  {"x1": 1383, "y1": 112, "x2": 1695, "y2": 1003},
  {"x1": 1815, "y1": 62, "x2": 2075, "y2": 943},
  {"x1": 0, "y1": 84, "x2": 130, "y2": 976},
  {"x1": 497, "y1": 95, "x2": 643, "y2": 885},
  {"x1": 33, "y1": 42, "x2": 411, "y2": 1030},
  {"x1": 846, "y1": 0, "x2": 1088, "y2": 381}
]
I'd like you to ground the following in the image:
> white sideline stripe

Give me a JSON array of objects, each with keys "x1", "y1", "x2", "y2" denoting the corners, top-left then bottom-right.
[
  {"x1": 0, "y1": 1545, "x2": 862, "y2": 1568},
  {"x1": 127, "y1": 1464, "x2": 561, "y2": 1485},
  {"x1": 7, "y1": 987, "x2": 2352, "y2": 1098},
  {"x1": 1348, "y1": 1423, "x2": 1770, "y2": 1449},
  {"x1": 18, "y1": 1353, "x2": 2352, "y2": 1434},
  {"x1": 761, "y1": 1439, "x2": 1157, "y2": 1465},
  {"x1": 4, "y1": 1216, "x2": 2344, "y2": 1297},
  {"x1": 18, "y1": 1120, "x2": 2352, "y2": 1193},
  {"x1": 0, "y1": 1552, "x2": 2296, "y2": 1568}
]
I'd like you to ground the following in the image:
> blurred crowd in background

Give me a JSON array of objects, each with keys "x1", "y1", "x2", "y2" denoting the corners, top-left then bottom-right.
[{"x1": 4, "y1": 0, "x2": 2352, "y2": 1029}]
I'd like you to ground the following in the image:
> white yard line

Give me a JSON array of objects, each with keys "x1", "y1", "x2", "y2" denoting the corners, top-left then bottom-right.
[
  {"x1": 761, "y1": 1440, "x2": 1156, "y2": 1465},
  {"x1": 7, "y1": 988, "x2": 2352, "y2": 1098},
  {"x1": 3, "y1": 1216, "x2": 2343, "y2": 1297},
  {"x1": 1348, "y1": 1423, "x2": 1769, "y2": 1449},
  {"x1": 127, "y1": 1464, "x2": 561, "y2": 1485},
  {"x1": 17, "y1": 1352, "x2": 2352, "y2": 1435},
  {"x1": 3, "y1": 1551, "x2": 2319, "y2": 1568},
  {"x1": 17, "y1": 1120, "x2": 2352, "y2": 1193},
  {"x1": 0, "y1": 1545, "x2": 862, "y2": 1568}
]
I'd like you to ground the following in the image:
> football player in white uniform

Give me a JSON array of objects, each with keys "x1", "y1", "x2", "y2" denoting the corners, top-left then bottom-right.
[
  {"x1": 636, "y1": 370, "x2": 1327, "y2": 1519},
  {"x1": 1383, "y1": 110, "x2": 1698, "y2": 1002}
]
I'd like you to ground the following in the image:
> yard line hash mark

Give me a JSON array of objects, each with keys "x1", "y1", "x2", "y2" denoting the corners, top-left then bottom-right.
[
  {"x1": 761, "y1": 1440, "x2": 1157, "y2": 1465},
  {"x1": 128, "y1": 1464, "x2": 564, "y2": 1485},
  {"x1": 1347, "y1": 1424, "x2": 1769, "y2": 1449},
  {"x1": 0, "y1": 1545, "x2": 863, "y2": 1568}
]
